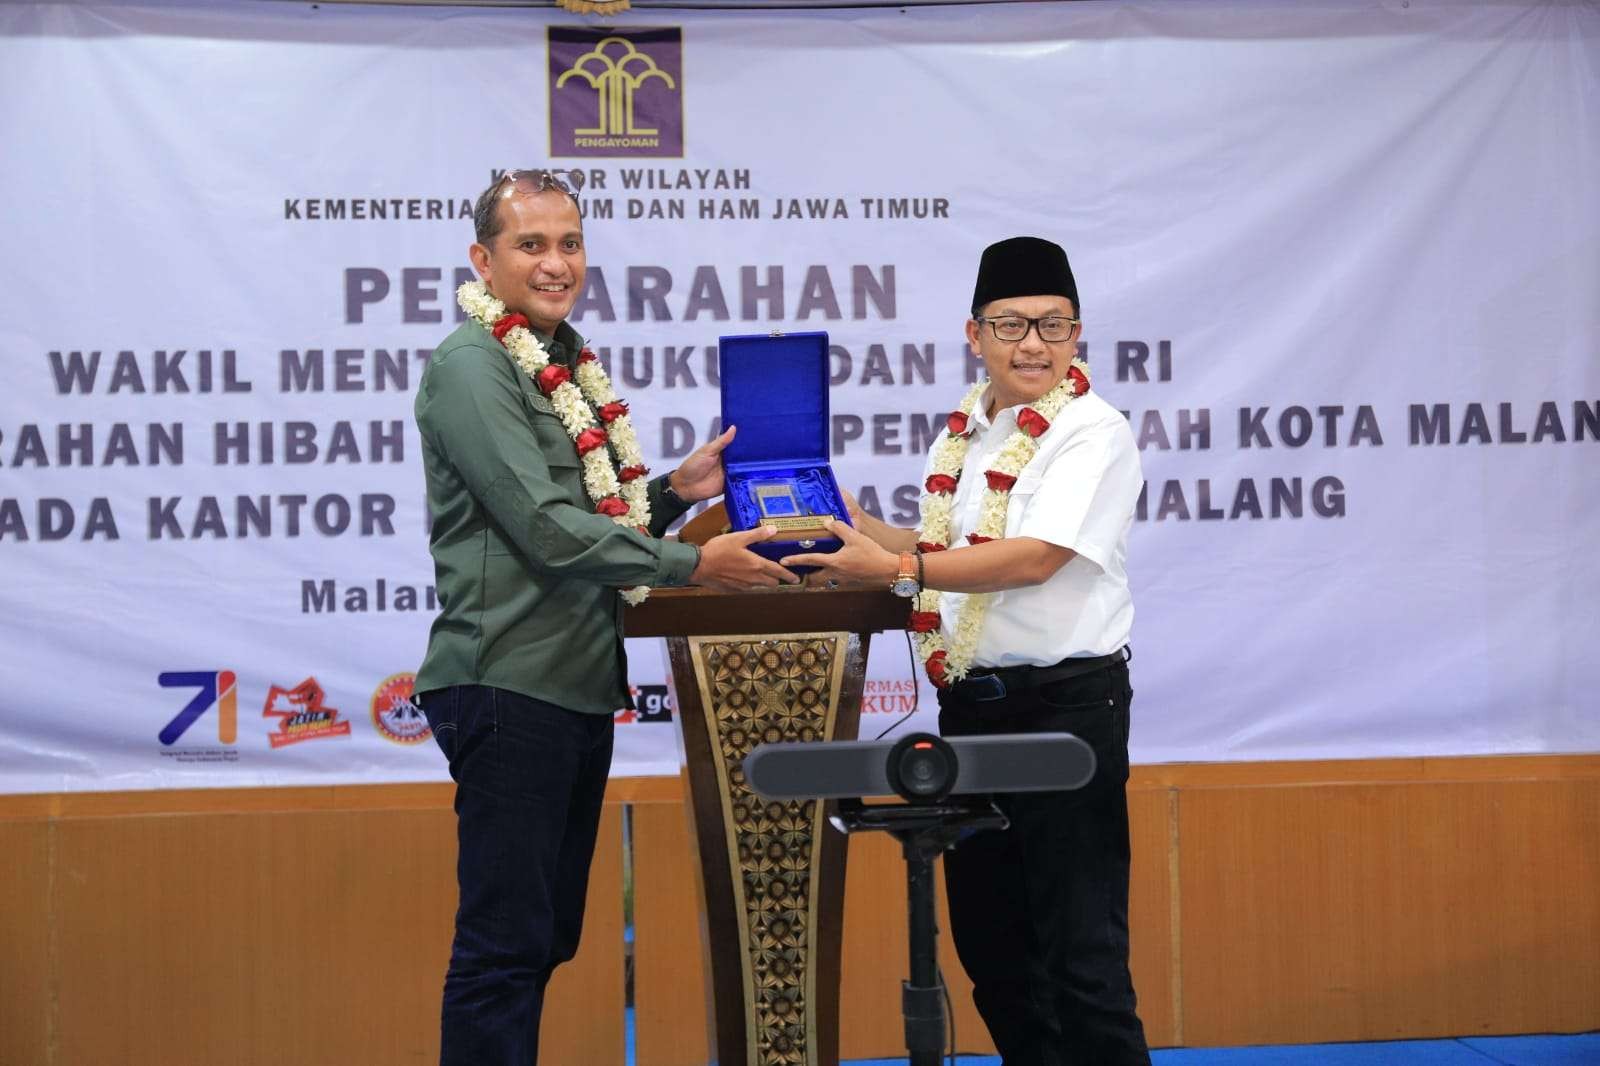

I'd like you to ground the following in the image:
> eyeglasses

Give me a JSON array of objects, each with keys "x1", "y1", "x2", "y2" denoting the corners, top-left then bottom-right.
[
  {"x1": 494, "y1": 167, "x2": 585, "y2": 200},
  {"x1": 973, "y1": 314, "x2": 1080, "y2": 343}
]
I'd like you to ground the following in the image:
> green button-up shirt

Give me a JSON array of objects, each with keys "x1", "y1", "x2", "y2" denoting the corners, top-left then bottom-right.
[{"x1": 414, "y1": 316, "x2": 699, "y2": 714}]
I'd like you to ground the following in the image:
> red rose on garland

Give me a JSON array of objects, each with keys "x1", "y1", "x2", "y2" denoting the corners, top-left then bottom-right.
[
  {"x1": 967, "y1": 533, "x2": 994, "y2": 545},
  {"x1": 578, "y1": 348, "x2": 599, "y2": 364},
  {"x1": 575, "y1": 427, "x2": 609, "y2": 456},
  {"x1": 595, "y1": 496, "x2": 629, "y2": 517},
  {"x1": 916, "y1": 541, "x2": 947, "y2": 554},
  {"x1": 925, "y1": 473, "x2": 959, "y2": 495},
  {"x1": 536, "y1": 365, "x2": 572, "y2": 395},
  {"x1": 984, "y1": 470, "x2": 1017, "y2": 492},
  {"x1": 1016, "y1": 407, "x2": 1050, "y2": 438},
  {"x1": 947, "y1": 411, "x2": 970, "y2": 436},
  {"x1": 925, "y1": 650, "x2": 950, "y2": 688},
  {"x1": 598, "y1": 401, "x2": 629, "y2": 423},
  {"x1": 491, "y1": 313, "x2": 530, "y2": 342},
  {"x1": 618, "y1": 464, "x2": 648, "y2": 483},
  {"x1": 909, "y1": 611, "x2": 942, "y2": 634},
  {"x1": 1068, "y1": 366, "x2": 1090, "y2": 396}
]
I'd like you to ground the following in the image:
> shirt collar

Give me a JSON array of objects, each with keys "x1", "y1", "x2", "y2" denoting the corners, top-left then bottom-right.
[
  {"x1": 529, "y1": 320, "x2": 586, "y2": 367},
  {"x1": 969, "y1": 384, "x2": 1020, "y2": 433}
]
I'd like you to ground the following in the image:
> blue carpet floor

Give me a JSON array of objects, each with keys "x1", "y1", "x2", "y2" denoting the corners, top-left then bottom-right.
[
  {"x1": 840, "y1": 1034, "x2": 1600, "y2": 1066},
  {"x1": 623, "y1": 1007, "x2": 1598, "y2": 1064}
]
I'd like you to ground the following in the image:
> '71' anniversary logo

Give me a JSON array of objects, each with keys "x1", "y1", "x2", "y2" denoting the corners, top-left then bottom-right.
[{"x1": 158, "y1": 670, "x2": 238, "y2": 745}]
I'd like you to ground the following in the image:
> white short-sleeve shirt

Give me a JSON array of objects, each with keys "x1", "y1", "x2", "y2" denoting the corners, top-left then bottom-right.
[{"x1": 921, "y1": 386, "x2": 1142, "y2": 668}]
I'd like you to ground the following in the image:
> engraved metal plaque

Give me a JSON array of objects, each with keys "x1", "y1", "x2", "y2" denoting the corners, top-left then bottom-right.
[
  {"x1": 752, "y1": 481, "x2": 836, "y2": 539},
  {"x1": 754, "y1": 482, "x2": 805, "y2": 519}
]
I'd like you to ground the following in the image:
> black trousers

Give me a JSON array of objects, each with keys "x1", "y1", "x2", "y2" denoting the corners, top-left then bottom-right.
[
  {"x1": 420, "y1": 684, "x2": 614, "y2": 1066},
  {"x1": 938, "y1": 658, "x2": 1151, "y2": 1066}
]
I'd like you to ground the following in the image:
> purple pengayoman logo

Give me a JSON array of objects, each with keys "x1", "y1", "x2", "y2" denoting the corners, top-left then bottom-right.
[{"x1": 548, "y1": 27, "x2": 683, "y2": 158}]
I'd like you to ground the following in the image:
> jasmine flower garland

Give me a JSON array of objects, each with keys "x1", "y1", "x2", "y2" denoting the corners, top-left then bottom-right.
[
  {"x1": 457, "y1": 280, "x2": 654, "y2": 605},
  {"x1": 911, "y1": 359, "x2": 1090, "y2": 686}
]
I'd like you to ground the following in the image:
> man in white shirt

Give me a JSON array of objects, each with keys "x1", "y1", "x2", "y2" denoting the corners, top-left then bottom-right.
[{"x1": 783, "y1": 236, "x2": 1150, "y2": 1065}]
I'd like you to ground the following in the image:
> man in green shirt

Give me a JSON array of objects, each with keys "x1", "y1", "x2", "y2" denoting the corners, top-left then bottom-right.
[{"x1": 414, "y1": 169, "x2": 796, "y2": 1065}]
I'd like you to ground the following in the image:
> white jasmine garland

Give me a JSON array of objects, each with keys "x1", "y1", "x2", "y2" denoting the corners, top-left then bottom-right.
[
  {"x1": 457, "y1": 280, "x2": 654, "y2": 605},
  {"x1": 914, "y1": 361, "x2": 1089, "y2": 686},
  {"x1": 576, "y1": 358, "x2": 652, "y2": 518}
]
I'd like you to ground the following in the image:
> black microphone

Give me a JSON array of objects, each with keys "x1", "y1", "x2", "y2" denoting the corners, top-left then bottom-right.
[{"x1": 743, "y1": 731, "x2": 1095, "y2": 804}]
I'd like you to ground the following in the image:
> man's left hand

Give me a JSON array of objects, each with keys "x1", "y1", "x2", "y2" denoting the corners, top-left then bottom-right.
[
  {"x1": 669, "y1": 425, "x2": 737, "y2": 504},
  {"x1": 779, "y1": 519, "x2": 899, "y2": 587}
]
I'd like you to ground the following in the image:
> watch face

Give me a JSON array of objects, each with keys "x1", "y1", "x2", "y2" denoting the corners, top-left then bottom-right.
[{"x1": 890, "y1": 578, "x2": 919, "y2": 598}]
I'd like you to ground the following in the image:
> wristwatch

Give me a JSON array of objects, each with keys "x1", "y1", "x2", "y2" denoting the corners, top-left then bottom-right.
[
  {"x1": 889, "y1": 551, "x2": 920, "y2": 598},
  {"x1": 661, "y1": 477, "x2": 690, "y2": 510}
]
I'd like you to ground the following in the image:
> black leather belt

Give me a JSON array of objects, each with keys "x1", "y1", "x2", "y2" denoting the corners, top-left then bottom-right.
[{"x1": 950, "y1": 647, "x2": 1129, "y2": 703}]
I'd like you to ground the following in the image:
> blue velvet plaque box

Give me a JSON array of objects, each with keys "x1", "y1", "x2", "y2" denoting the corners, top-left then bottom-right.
[{"x1": 719, "y1": 331, "x2": 851, "y2": 568}]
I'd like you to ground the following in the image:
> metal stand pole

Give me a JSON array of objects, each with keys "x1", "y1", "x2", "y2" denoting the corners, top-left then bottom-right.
[
  {"x1": 831, "y1": 799, "x2": 1009, "y2": 1066},
  {"x1": 901, "y1": 844, "x2": 945, "y2": 1066}
]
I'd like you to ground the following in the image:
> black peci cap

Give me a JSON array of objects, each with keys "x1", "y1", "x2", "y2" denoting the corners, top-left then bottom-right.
[{"x1": 970, "y1": 236, "x2": 1079, "y2": 316}]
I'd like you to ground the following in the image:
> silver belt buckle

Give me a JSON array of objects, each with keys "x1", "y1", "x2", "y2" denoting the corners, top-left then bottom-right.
[{"x1": 966, "y1": 674, "x2": 1007, "y2": 701}]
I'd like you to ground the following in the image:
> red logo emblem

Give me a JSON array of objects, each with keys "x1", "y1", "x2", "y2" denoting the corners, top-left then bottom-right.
[{"x1": 263, "y1": 677, "x2": 352, "y2": 748}]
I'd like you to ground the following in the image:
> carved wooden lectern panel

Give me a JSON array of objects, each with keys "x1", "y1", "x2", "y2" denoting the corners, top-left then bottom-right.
[
  {"x1": 689, "y1": 634, "x2": 848, "y2": 1065},
  {"x1": 625, "y1": 506, "x2": 907, "y2": 1066}
]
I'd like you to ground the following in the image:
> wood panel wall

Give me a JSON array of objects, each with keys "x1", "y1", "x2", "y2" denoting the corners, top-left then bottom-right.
[{"x1": 3, "y1": 757, "x2": 1596, "y2": 1066}]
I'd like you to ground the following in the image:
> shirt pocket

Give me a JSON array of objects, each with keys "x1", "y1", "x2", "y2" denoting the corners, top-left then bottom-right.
[
  {"x1": 519, "y1": 388, "x2": 589, "y2": 527},
  {"x1": 1004, "y1": 473, "x2": 1044, "y2": 538},
  {"x1": 523, "y1": 391, "x2": 584, "y2": 472}
]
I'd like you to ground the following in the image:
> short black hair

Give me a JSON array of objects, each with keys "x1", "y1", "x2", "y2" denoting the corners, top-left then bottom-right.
[{"x1": 472, "y1": 171, "x2": 581, "y2": 246}]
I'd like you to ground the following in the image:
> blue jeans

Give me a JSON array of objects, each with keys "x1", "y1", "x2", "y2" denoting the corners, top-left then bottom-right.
[
  {"x1": 420, "y1": 685, "x2": 614, "y2": 1066},
  {"x1": 938, "y1": 659, "x2": 1151, "y2": 1066}
]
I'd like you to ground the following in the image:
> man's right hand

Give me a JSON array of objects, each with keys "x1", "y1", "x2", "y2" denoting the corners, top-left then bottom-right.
[
  {"x1": 690, "y1": 525, "x2": 801, "y2": 592},
  {"x1": 838, "y1": 487, "x2": 920, "y2": 553}
]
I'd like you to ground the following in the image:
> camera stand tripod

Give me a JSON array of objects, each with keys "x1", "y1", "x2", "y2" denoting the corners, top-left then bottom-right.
[
  {"x1": 744, "y1": 730, "x2": 1095, "y2": 1064},
  {"x1": 831, "y1": 798, "x2": 1009, "y2": 1066}
]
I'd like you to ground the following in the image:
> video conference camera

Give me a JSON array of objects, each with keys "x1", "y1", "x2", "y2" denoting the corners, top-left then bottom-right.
[
  {"x1": 743, "y1": 731, "x2": 1095, "y2": 806},
  {"x1": 743, "y1": 731, "x2": 1096, "y2": 1066}
]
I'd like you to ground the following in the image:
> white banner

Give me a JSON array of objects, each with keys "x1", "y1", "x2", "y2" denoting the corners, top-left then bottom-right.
[{"x1": 1, "y1": 0, "x2": 1596, "y2": 793}]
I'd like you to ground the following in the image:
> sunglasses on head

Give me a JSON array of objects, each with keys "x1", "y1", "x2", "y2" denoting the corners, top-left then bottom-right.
[{"x1": 494, "y1": 167, "x2": 585, "y2": 199}]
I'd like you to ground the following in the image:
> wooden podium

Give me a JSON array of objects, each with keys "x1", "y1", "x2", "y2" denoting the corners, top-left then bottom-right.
[{"x1": 625, "y1": 507, "x2": 907, "y2": 1066}]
